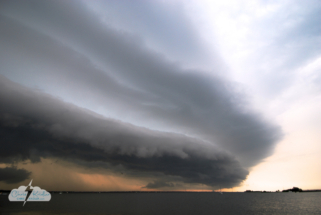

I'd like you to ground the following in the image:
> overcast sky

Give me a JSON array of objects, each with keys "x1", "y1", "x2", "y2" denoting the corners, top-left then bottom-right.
[{"x1": 0, "y1": 0, "x2": 320, "y2": 191}]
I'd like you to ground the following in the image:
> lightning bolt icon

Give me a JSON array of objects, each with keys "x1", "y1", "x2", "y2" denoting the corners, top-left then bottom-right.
[{"x1": 23, "y1": 179, "x2": 33, "y2": 206}]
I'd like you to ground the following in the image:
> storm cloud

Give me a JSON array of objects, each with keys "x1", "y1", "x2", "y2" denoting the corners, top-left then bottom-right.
[
  {"x1": 0, "y1": 76, "x2": 247, "y2": 188},
  {"x1": 0, "y1": 167, "x2": 31, "y2": 184},
  {"x1": 0, "y1": 0, "x2": 283, "y2": 188}
]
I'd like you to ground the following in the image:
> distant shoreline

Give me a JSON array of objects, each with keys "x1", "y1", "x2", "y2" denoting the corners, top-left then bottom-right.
[{"x1": 1, "y1": 190, "x2": 321, "y2": 194}]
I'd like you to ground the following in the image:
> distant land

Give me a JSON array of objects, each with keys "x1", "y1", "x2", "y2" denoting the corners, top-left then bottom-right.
[{"x1": 245, "y1": 187, "x2": 321, "y2": 193}]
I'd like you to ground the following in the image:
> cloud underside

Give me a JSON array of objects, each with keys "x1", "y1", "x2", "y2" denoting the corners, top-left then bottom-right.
[
  {"x1": 0, "y1": 167, "x2": 31, "y2": 184},
  {"x1": 0, "y1": 76, "x2": 248, "y2": 188},
  {"x1": 0, "y1": 0, "x2": 284, "y2": 188}
]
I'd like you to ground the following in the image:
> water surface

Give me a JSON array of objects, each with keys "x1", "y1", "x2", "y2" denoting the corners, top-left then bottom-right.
[{"x1": 1, "y1": 192, "x2": 321, "y2": 215}]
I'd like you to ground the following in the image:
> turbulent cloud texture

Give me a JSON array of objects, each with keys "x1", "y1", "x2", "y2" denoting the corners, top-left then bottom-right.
[
  {"x1": 0, "y1": 76, "x2": 247, "y2": 188},
  {"x1": 0, "y1": 0, "x2": 283, "y2": 188}
]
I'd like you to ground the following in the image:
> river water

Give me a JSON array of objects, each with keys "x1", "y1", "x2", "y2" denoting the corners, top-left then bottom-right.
[{"x1": 1, "y1": 192, "x2": 321, "y2": 214}]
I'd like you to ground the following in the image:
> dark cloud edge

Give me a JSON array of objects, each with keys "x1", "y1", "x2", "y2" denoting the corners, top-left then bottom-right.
[
  {"x1": 0, "y1": 166, "x2": 31, "y2": 184},
  {"x1": 0, "y1": 75, "x2": 248, "y2": 188}
]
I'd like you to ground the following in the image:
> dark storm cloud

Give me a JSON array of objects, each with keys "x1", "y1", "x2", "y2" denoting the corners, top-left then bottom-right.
[
  {"x1": 144, "y1": 180, "x2": 175, "y2": 189},
  {"x1": 0, "y1": 0, "x2": 283, "y2": 168},
  {"x1": 0, "y1": 167, "x2": 31, "y2": 184},
  {"x1": 0, "y1": 76, "x2": 248, "y2": 188}
]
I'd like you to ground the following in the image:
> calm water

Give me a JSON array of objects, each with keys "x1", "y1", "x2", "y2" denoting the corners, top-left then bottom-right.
[{"x1": 1, "y1": 192, "x2": 321, "y2": 215}]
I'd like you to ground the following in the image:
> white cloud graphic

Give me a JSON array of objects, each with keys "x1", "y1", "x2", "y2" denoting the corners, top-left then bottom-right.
[
  {"x1": 27, "y1": 186, "x2": 51, "y2": 202},
  {"x1": 8, "y1": 186, "x2": 28, "y2": 202},
  {"x1": 8, "y1": 180, "x2": 51, "y2": 203}
]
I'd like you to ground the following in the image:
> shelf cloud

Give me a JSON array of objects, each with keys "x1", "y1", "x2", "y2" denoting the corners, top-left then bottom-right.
[
  {"x1": 0, "y1": 0, "x2": 284, "y2": 189},
  {"x1": 0, "y1": 76, "x2": 248, "y2": 188}
]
